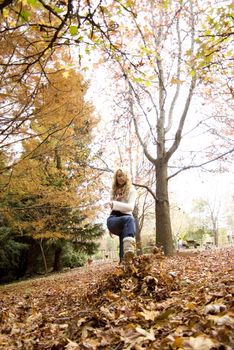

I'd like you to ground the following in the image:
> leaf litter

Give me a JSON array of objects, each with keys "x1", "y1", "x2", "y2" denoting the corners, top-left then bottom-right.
[{"x1": 0, "y1": 247, "x2": 233, "y2": 349}]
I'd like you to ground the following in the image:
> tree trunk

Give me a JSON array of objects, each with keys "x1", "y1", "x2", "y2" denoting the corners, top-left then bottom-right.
[
  {"x1": 133, "y1": 205, "x2": 142, "y2": 255},
  {"x1": 55, "y1": 147, "x2": 62, "y2": 170},
  {"x1": 210, "y1": 209, "x2": 219, "y2": 247},
  {"x1": 53, "y1": 246, "x2": 62, "y2": 272},
  {"x1": 214, "y1": 224, "x2": 219, "y2": 247},
  {"x1": 155, "y1": 161, "x2": 174, "y2": 255},
  {"x1": 214, "y1": 230, "x2": 218, "y2": 246},
  {"x1": 39, "y1": 239, "x2": 48, "y2": 274}
]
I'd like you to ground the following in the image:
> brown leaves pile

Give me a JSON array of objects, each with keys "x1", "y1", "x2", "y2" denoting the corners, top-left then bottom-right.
[{"x1": 0, "y1": 248, "x2": 233, "y2": 350}]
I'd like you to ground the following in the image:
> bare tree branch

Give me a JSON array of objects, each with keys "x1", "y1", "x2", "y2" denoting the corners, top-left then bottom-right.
[
  {"x1": 133, "y1": 182, "x2": 158, "y2": 202},
  {"x1": 168, "y1": 147, "x2": 234, "y2": 180},
  {"x1": 165, "y1": 16, "x2": 182, "y2": 133}
]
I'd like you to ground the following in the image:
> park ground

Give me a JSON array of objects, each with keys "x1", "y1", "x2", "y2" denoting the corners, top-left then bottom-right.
[{"x1": 0, "y1": 247, "x2": 233, "y2": 350}]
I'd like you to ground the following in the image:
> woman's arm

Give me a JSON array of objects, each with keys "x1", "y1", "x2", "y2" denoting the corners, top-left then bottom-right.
[{"x1": 112, "y1": 188, "x2": 136, "y2": 213}]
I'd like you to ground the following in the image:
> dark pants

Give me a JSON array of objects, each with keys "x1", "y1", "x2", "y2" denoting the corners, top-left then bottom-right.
[{"x1": 107, "y1": 215, "x2": 136, "y2": 261}]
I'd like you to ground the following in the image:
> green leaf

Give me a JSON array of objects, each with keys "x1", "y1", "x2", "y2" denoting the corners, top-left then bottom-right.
[
  {"x1": 27, "y1": 0, "x2": 37, "y2": 5},
  {"x1": 189, "y1": 69, "x2": 196, "y2": 77},
  {"x1": 85, "y1": 47, "x2": 90, "y2": 55},
  {"x1": 69, "y1": 26, "x2": 78, "y2": 36},
  {"x1": 20, "y1": 9, "x2": 30, "y2": 22},
  {"x1": 140, "y1": 46, "x2": 152, "y2": 55},
  {"x1": 204, "y1": 29, "x2": 211, "y2": 35},
  {"x1": 125, "y1": 0, "x2": 133, "y2": 7},
  {"x1": 54, "y1": 7, "x2": 64, "y2": 13},
  {"x1": 132, "y1": 76, "x2": 145, "y2": 84},
  {"x1": 2, "y1": 8, "x2": 9, "y2": 17},
  {"x1": 185, "y1": 49, "x2": 192, "y2": 56},
  {"x1": 143, "y1": 80, "x2": 151, "y2": 87},
  {"x1": 204, "y1": 54, "x2": 212, "y2": 63},
  {"x1": 226, "y1": 50, "x2": 233, "y2": 57}
]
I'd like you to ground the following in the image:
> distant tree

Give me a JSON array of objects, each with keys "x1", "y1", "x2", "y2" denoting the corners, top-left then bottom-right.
[
  {"x1": 184, "y1": 227, "x2": 213, "y2": 244},
  {"x1": 190, "y1": 198, "x2": 221, "y2": 246},
  {"x1": 226, "y1": 207, "x2": 234, "y2": 244}
]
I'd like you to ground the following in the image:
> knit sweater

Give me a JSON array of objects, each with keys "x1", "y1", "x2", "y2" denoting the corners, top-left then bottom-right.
[{"x1": 111, "y1": 186, "x2": 136, "y2": 215}]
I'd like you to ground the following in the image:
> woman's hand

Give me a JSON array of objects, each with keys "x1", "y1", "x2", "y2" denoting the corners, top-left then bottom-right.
[{"x1": 104, "y1": 202, "x2": 113, "y2": 209}]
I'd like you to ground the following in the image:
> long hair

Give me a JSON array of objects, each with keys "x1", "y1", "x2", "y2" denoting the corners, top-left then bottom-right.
[{"x1": 111, "y1": 168, "x2": 131, "y2": 201}]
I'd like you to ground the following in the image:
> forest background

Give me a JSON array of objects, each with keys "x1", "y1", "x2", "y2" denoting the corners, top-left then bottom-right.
[{"x1": 0, "y1": 0, "x2": 233, "y2": 283}]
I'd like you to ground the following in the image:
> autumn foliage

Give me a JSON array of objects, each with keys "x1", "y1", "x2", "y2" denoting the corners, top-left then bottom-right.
[
  {"x1": 0, "y1": 62, "x2": 104, "y2": 280},
  {"x1": 0, "y1": 247, "x2": 233, "y2": 349}
]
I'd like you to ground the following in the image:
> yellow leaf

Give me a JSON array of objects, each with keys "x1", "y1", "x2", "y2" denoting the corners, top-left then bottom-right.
[
  {"x1": 62, "y1": 71, "x2": 70, "y2": 78},
  {"x1": 65, "y1": 339, "x2": 79, "y2": 350},
  {"x1": 173, "y1": 337, "x2": 184, "y2": 347},
  {"x1": 170, "y1": 77, "x2": 185, "y2": 84},
  {"x1": 137, "y1": 309, "x2": 159, "y2": 321},
  {"x1": 185, "y1": 302, "x2": 196, "y2": 310},
  {"x1": 183, "y1": 335, "x2": 216, "y2": 350}
]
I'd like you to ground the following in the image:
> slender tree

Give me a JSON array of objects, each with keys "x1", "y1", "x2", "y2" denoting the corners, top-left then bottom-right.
[
  {"x1": 90, "y1": 0, "x2": 233, "y2": 255},
  {"x1": 92, "y1": 0, "x2": 199, "y2": 255}
]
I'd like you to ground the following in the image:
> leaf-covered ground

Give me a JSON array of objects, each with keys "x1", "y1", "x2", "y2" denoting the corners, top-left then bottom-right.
[{"x1": 0, "y1": 247, "x2": 233, "y2": 350}]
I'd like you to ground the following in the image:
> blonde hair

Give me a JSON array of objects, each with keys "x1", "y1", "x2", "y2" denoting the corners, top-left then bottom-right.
[{"x1": 111, "y1": 168, "x2": 132, "y2": 201}]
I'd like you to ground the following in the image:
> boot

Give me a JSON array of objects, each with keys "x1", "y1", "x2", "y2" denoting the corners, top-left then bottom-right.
[{"x1": 123, "y1": 237, "x2": 135, "y2": 261}]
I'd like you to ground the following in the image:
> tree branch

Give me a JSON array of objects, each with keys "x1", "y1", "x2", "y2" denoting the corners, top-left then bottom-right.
[
  {"x1": 0, "y1": 0, "x2": 13, "y2": 11},
  {"x1": 165, "y1": 16, "x2": 182, "y2": 133},
  {"x1": 127, "y1": 80, "x2": 157, "y2": 164},
  {"x1": 168, "y1": 147, "x2": 234, "y2": 180},
  {"x1": 166, "y1": 0, "x2": 197, "y2": 162},
  {"x1": 132, "y1": 182, "x2": 158, "y2": 202}
]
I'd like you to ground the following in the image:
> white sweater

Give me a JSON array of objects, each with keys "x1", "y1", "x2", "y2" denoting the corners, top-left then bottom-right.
[{"x1": 112, "y1": 186, "x2": 137, "y2": 215}]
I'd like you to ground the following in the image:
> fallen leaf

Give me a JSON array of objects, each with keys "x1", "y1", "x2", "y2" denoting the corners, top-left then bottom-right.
[
  {"x1": 204, "y1": 303, "x2": 226, "y2": 314},
  {"x1": 135, "y1": 326, "x2": 155, "y2": 341},
  {"x1": 183, "y1": 335, "x2": 217, "y2": 350},
  {"x1": 207, "y1": 314, "x2": 234, "y2": 326},
  {"x1": 137, "y1": 309, "x2": 159, "y2": 321}
]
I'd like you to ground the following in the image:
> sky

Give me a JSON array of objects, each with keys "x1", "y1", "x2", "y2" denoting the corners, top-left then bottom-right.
[{"x1": 170, "y1": 168, "x2": 233, "y2": 213}]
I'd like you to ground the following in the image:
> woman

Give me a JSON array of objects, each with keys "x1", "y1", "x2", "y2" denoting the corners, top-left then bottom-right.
[{"x1": 105, "y1": 168, "x2": 136, "y2": 262}]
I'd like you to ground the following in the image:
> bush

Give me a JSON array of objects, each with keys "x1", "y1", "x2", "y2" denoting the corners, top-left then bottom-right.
[
  {"x1": 62, "y1": 244, "x2": 87, "y2": 268},
  {"x1": 92, "y1": 251, "x2": 103, "y2": 260},
  {"x1": 0, "y1": 227, "x2": 28, "y2": 270}
]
